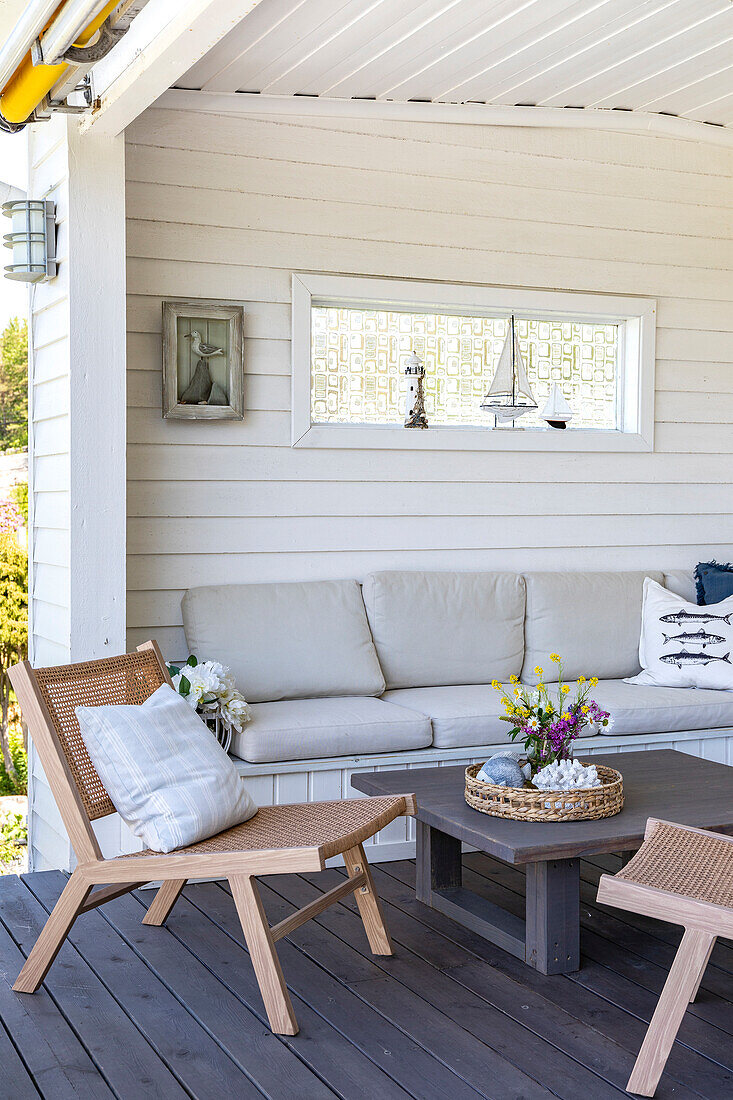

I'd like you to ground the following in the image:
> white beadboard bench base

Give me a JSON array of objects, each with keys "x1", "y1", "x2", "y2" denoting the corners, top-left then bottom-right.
[
  {"x1": 232, "y1": 727, "x2": 733, "y2": 865},
  {"x1": 52, "y1": 727, "x2": 732, "y2": 874}
]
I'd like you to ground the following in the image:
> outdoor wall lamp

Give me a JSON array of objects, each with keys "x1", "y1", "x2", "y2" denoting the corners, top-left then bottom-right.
[{"x1": 2, "y1": 198, "x2": 56, "y2": 282}]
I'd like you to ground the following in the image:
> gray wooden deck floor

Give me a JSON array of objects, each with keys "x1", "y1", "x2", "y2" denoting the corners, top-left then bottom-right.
[{"x1": 0, "y1": 853, "x2": 731, "y2": 1099}]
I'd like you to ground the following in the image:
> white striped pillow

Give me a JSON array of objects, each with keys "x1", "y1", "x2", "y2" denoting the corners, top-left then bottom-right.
[{"x1": 75, "y1": 684, "x2": 257, "y2": 853}]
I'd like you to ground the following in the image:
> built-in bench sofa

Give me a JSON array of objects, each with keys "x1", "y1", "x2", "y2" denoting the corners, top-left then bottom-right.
[{"x1": 174, "y1": 568, "x2": 733, "y2": 863}]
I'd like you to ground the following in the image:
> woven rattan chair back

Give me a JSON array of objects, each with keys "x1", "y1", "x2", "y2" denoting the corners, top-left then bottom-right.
[{"x1": 32, "y1": 648, "x2": 168, "y2": 821}]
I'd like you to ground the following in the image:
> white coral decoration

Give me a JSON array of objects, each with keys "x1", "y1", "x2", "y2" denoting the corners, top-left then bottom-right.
[{"x1": 533, "y1": 759, "x2": 601, "y2": 792}]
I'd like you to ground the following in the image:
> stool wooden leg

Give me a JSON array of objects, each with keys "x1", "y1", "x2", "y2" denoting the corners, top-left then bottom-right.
[
  {"x1": 689, "y1": 936, "x2": 716, "y2": 1003},
  {"x1": 627, "y1": 928, "x2": 715, "y2": 1097},
  {"x1": 142, "y1": 880, "x2": 187, "y2": 926},
  {"x1": 343, "y1": 843, "x2": 393, "y2": 956},
  {"x1": 230, "y1": 874, "x2": 298, "y2": 1035},
  {"x1": 14, "y1": 870, "x2": 92, "y2": 993}
]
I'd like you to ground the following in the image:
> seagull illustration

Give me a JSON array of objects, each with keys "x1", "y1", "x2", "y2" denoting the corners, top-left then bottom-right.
[{"x1": 184, "y1": 330, "x2": 225, "y2": 359}]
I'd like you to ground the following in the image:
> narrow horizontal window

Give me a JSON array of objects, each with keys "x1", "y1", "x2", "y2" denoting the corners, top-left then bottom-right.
[
  {"x1": 292, "y1": 274, "x2": 655, "y2": 452},
  {"x1": 311, "y1": 306, "x2": 620, "y2": 431}
]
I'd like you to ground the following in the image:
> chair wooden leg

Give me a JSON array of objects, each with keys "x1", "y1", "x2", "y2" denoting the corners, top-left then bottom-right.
[
  {"x1": 142, "y1": 879, "x2": 187, "y2": 926},
  {"x1": 627, "y1": 928, "x2": 715, "y2": 1097},
  {"x1": 14, "y1": 870, "x2": 93, "y2": 993},
  {"x1": 689, "y1": 936, "x2": 716, "y2": 1003},
  {"x1": 229, "y1": 874, "x2": 298, "y2": 1035},
  {"x1": 343, "y1": 843, "x2": 393, "y2": 956}
]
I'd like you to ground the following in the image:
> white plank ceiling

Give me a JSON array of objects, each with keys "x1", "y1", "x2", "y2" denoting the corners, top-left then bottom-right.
[{"x1": 179, "y1": 0, "x2": 733, "y2": 128}]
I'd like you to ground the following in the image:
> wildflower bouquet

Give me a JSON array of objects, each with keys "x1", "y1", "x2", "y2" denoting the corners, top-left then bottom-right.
[
  {"x1": 491, "y1": 654, "x2": 612, "y2": 776},
  {"x1": 167, "y1": 655, "x2": 252, "y2": 742}
]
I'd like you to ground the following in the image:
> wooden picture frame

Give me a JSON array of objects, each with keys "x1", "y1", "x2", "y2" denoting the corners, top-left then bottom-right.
[{"x1": 162, "y1": 299, "x2": 244, "y2": 420}]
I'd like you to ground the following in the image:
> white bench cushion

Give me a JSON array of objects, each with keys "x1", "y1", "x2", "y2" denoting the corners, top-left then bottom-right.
[
  {"x1": 587, "y1": 679, "x2": 733, "y2": 735},
  {"x1": 182, "y1": 580, "x2": 385, "y2": 703},
  {"x1": 383, "y1": 685, "x2": 510, "y2": 748},
  {"x1": 363, "y1": 571, "x2": 525, "y2": 690},
  {"x1": 522, "y1": 570, "x2": 664, "y2": 683},
  {"x1": 229, "y1": 696, "x2": 433, "y2": 763}
]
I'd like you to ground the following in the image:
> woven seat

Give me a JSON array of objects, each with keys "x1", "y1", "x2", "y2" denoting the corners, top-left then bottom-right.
[
  {"x1": 119, "y1": 797, "x2": 408, "y2": 863},
  {"x1": 615, "y1": 820, "x2": 733, "y2": 909},
  {"x1": 597, "y1": 817, "x2": 733, "y2": 1097},
  {"x1": 9, "y1": 641, "x2": 416, "y2": 1036}
]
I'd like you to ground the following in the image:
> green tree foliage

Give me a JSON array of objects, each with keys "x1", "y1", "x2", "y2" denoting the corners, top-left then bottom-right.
[
  {"x1": 0, "y1": 534, "x2": 27, "y2": 783},
  {"x1": 0, "y1": 317, "x2": 28, "y2": 452},
  {"x1": 10, "y1": 480, "x2": 27, "y2": 523}
]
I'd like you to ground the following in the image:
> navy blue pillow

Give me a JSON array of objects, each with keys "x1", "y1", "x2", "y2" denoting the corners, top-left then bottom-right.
[{"x1": 695, "y1": 561, "x2": 733, "y2": 605}]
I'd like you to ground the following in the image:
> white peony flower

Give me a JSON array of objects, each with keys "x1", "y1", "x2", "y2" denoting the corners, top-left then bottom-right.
[
  {"x1": 170, "y1": 657, "x2": 252, "y2": 733},
  {"x1": 222, "y1": 693, "x2": 252, "y2": 732}
]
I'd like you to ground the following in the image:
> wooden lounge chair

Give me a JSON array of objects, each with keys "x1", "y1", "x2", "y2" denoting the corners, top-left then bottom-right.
[
  {"x1": 597, "y1": 817, "x2": 733, "y2": 1097},
  {"x1": 9, "y1": 641, "x2": 416, "y2": 1035}
]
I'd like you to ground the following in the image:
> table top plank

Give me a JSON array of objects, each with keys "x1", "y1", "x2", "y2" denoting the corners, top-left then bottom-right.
[{"x1": 351, "y1": 750, "x2": 733, "y2": 864}]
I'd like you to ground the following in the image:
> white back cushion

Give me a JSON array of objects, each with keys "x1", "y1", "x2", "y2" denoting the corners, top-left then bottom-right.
[
  {"x1": 76, "y1": 684, "x2": 257, "y2": 853},
  {"x1": 183, "y1": 580, "x2": 385, "y2": 702},
  {"x1": 664, "y1": 569, "x2": 698, "y2": 603},
  {"x1": 522, "y1": 570, "x2": 664, "y2": 682},
  {"x1": 363, "y1": 571, "x2": 525, "y2": 689}
]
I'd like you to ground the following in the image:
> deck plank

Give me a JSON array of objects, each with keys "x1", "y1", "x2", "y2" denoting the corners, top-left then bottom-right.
[
  {"x1": 380, "y1": 859, "x2": 732, "y2": 1100},
  {"x1": 23, "y1": 871, "x2": 263, "y2": 1100},
  {"x1": 191, "y1": 880, "x2": 484, "y2": 1100},
  {"x1": 0, "y1": 874, "x2": 189, "y2": 1100},
  {"x1": 0, "y1": 919, "x2": 114, "y2": 1100},
  {"x1": 0, "y1": 860, "x2": 731, "y2": 1100}
]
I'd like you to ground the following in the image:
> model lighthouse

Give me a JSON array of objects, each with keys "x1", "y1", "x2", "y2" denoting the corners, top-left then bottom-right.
[{"x1": 403, "y1": 350, "x2": 429, "y2": 429}]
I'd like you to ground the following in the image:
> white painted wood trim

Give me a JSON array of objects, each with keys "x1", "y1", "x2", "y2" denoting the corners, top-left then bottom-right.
[
  {"x1": 292, "y1": 272, "x2": 656, "y2": 452},
  {"x1": 157, "y1": 90, "x2": 733, "y2": 149},
  {"x1": 81, "y1": 1, "x2": 268, "y2": 137}
]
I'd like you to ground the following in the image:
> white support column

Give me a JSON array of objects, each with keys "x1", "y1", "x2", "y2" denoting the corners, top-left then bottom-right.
[{"x1": 27, "y1": 115, "x2": 126, "y2": 870}]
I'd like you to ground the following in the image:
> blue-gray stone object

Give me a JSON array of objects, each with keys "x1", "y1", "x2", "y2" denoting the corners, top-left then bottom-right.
[
  {"x1": 493, "y1": 750, "x2": 532, "y2": 780},
  {"x1": 477, "y1": 755, "x2": 525, "y2": 788}
]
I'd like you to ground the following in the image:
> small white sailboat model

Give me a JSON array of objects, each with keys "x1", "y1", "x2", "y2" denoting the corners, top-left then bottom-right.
[
  {"x1": 542, "y1": 382, "x2": 574, "y2": 430},
  {"x1": 481, "y1": 315, "x2": 537, "y2": 426}
]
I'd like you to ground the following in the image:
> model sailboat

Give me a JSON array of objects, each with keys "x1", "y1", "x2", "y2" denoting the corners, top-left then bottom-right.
[
  {"x1": 542, "y1": 382, "x2": 574, "y2": 429},
  {"x1": 481, "y1": 315, "x2": 537, "y2": 425}
]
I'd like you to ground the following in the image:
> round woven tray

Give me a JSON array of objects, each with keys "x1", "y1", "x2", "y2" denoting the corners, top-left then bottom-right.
[{"x1": 465, "y1": 761, "x2": 624, "y2": 822}]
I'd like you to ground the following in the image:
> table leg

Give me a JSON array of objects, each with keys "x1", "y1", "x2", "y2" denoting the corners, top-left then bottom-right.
[
  {"x1": 415, "y1": 821, "x2": 462, "y2": 902},
  {"x1": 525, "y1": 858, "x2": 580, "y2": 975}
]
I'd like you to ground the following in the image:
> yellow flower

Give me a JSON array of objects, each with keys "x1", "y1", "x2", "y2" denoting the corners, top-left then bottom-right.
[
  {"x1": 577, "y1": 675, "x2": 586, "y2": 684},
  {"x1": 491, "y1": 679, "x2": 501, "y2": 690},
  {"x1": 514, "y1": 687, "x2": 521, "y2": 697},
  {"x1": 581, "y1": 704, "x2": 589, "y2": 714},
  {"x1": 560, "y1": 684, "x2": 570, "y2": 694},
  {"x1": 550, "y1": 653, "x2": 560, "y2": 663},
  {"x1": 562, "y1": 712, "x2": 571, "y2": 721},
  {"x1": 590, "y1": 677, "x2": 599, "y2": 687},
  {"x1": 534, "y1": 666, "x2": 543, "y2": 677},
  {"x1": 509, "y1": 674, "x2": 519, "y2": 684}
]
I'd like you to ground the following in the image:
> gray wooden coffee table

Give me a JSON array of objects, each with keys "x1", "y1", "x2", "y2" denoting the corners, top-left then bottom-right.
[{"x1": 352, "y1": 749, "x2": 733, "y2": 975}]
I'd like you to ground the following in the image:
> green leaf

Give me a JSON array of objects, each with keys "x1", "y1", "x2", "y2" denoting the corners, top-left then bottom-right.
[
  {"x1": 168, "y1": 664, "x2": 180, "y2": 678},
  {"x1": 186, "y1": 654, "x2": 197, "y2": 667},
  {"x1": 179, "y1": 675, "x2": 191, "y2": 695}
]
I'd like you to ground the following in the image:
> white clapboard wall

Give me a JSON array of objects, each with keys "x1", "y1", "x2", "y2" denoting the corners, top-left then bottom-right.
[{"x1": 125, "y1": 106, "x2": 733, "y2": 660}]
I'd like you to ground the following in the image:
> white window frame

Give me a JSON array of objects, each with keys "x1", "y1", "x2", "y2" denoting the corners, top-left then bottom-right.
[{"x1": 291, "y1": 273, "x2": 656, "y2": 452}]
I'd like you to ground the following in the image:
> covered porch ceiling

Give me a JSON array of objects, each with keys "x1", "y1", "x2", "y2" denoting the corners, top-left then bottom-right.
[{"x1": 176, "y1": 0, "x2": 733, "y2": 129}]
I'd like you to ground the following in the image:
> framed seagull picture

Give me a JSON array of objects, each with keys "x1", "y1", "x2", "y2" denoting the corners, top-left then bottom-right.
[{"x1": 162, "y1": 299, "x2": 244, "y2": 420}]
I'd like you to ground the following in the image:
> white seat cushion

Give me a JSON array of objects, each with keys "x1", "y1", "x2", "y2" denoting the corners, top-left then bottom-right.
[
  {"x1": 75, "y1": 684, "x2": 258, "y2": 853},
  {"x1": 522, "y1": 570, "x2": 664, "y2": 683},
  {"x1": 383, "y1": 685, "x2": 511, "y2": 749},
  {"x1": 581, "y1": 678, "x2": 733, "y2": 735},
  {"x1": 183, "y1": 579, "x2": 385, "y2": 703},
  {"x1": 229, "y1": 696, "x2": 433, "y2": 763},
  {"x1": 363, "y1": 571, "x2": 525, "y2": 689}
]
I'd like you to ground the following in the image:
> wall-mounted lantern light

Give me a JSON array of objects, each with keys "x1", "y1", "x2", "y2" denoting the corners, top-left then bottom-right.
[{"x1": 2, "y1": 199, "x2": 56, "y2": 282}]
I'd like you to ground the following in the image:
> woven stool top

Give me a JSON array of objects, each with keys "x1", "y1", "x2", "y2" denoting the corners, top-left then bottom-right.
[
  {"x1": 117, "y1": 796, "x2": 408, "y2": 863},
  {"x1": 616, "y1": 821, "x2": 733, "y2": 910}
]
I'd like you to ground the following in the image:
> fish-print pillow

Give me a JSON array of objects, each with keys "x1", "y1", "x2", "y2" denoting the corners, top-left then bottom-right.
[{"x1": 625, "y1": 577, "x2": 733, "y2": 690}]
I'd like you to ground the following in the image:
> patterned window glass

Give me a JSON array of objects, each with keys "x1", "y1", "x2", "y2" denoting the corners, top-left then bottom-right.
[{"x1": 311, "y1": 306, "x2": 619, "y2": 430}]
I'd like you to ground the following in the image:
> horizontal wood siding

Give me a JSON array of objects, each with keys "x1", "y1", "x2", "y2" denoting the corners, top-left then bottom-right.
[{"x1": 126, "y1": 108, "x2": 733, "y2": 657}]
